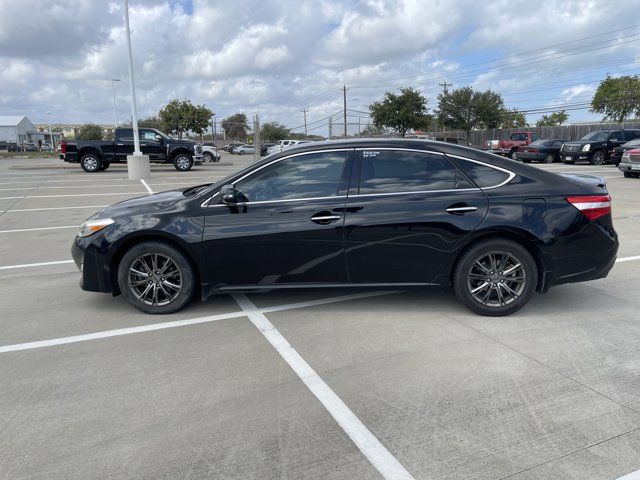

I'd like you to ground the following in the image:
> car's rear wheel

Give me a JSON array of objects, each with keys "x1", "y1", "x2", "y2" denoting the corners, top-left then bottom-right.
[
  {"x1": 544, "y1": 154, "x2": 555, "y2": 164},
  {"x1": 117, "y1": 241, "x2": 195, "y2": 314},
  {"x1": 173, "y1": 153, "x2": 193, "y2": 171},
  {"x1": 590, "y1": 150, "x2": 606, "y2": 165},
  {"x1": 509, "y1": 150, "x2": 518, "y2": 159},
  {"x1": 80, "y1": 153, "x2": 102, "y2": 173},
  {"x1": 453, "y1": 239, "x2": 537, "y2": 316}
]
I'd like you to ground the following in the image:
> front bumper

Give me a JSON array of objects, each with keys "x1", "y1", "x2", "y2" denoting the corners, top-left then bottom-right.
[
  {"x1": 619, "y1": 162, "x2": 640, "y2": 173},
  {"x1": 561, "y1": 150, "x2": 593, "y2": 162},
  {"x1": 194, "y1": 154, "x2": 203, "y2": 165},
  {"x1": 72, "y1": 236, "x2": 115, "y2": 293}
]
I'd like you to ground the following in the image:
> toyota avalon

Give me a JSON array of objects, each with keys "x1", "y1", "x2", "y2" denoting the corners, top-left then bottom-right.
[{"x1": 72, "y1": 139, "x2": 618, "y2": 316}]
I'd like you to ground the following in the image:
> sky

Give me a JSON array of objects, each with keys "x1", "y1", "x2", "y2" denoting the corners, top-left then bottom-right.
[{"x1": 1, "y1": 0, "x2": 639, "y2": 136}]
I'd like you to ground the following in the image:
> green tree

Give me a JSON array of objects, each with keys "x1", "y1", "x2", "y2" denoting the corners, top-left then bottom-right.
[
  {"x1": 591, "y1": 75, "x2": 640, "y2": 122},
  {"x1": 222, "y1": 113, "x2": 250, "y2": 140},
  {"x1": 159, "y1": 99, "x2": 213, "y2": 139},
  {"x1": 76, "y1": 124, "x2": 103, "y2": 140},
  {"x1": 536, "y1": 110, "x2": 569, "y2": 127},
  {"x1": 437, "y1": 86, "x2": 505, "y2": 135},
  {"x1": 501, "y1": 108, "x2": 527, "y2": 128},
  {"x1": 138, "y1": 116, "x2": 164, "y2": 130},
  {"x1": 369, "y1": 87, "x2": 431, "y2": 137},
  {"x1": 360, "y1": 124, "x2": 386, "y2": 136},
  {"x1": 261, "y1": 122, "x2": 290, "y2": 142}
]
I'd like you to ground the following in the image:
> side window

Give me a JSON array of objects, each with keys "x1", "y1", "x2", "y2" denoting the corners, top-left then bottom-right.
[
  {"x1": 453, "y1": 157, "x2": 511, "y2": 188},
  {"x1": 357, "y1": 150, "x2": 470, "y2": 194},
  {"x1": 609, "y1": 131, "x2": 623, "y2": 141},
  {"x1": 234, "y1": 151, "x2": 348, "y2": 202},
  {"x1": 115, "y1": 129, "x2": 133, "y2": 142},
  {"x1": 141, "y1": 129, "x2": 159, "y2": 141},
  {"x1": 531, "y1": 134, "x2": 541, "y2": 142},
  {"x1": 553, "y1": 140, "x2": 564, "y2": 148},
  {"x1": 625, "y1": 131, "x2": 640, "y2": 141}
]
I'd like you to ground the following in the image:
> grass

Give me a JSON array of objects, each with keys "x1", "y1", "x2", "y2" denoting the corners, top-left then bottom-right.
[{"x1": 0, "y1": 152, "x2": 58, "y2": 159}]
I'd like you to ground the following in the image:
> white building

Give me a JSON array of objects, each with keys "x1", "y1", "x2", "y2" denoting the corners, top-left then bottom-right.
[{"x1": 0, "y1": 115, "x2": 62, "y2": 147}]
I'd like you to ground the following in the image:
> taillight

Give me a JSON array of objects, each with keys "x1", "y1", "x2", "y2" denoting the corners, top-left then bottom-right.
[
  {"x1": 566, "y1": 195, "x2": 611, "y2": 221},
  {"x1": 60, "y1": 141, "x2": 67, "y2": 154}
]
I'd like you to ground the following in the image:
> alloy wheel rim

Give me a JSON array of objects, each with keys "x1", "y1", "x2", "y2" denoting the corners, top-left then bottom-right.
[
  {"x1": 128, "y1": 253, "x2": 182, "y2": 306},
  {"x1": 467, "y1": 251, "x2": 526, "y2": 308},
  {"x1": 177, "y1": 156, "x2": 190, "y2": 169},
  {"x1": 593, "y1": 152, "x2": 604, "y2": 165},
  {"x1": 85, "y1": 157, "x2": 98, "y2": 170}
]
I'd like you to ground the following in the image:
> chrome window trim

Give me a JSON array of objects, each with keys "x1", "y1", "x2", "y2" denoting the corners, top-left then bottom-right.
[
  {"x1": 201, "y1": 148, "x2": 353, "y2": 208},
  {"x1": 445, "y1": 153, "x2": 516, "y2": 190},
  {"x1": 204, "y1": 195, "x2": 347, "y2": 208}
]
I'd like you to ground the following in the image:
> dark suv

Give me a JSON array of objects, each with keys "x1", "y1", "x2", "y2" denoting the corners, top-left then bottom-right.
[{"x1": 561, "y1": 129, "x2": 640, "y2": 165}]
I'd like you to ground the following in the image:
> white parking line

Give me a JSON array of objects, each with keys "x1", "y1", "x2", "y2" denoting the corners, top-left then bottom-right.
[
  {"x1": 617, "y1": 255, "x2": 640, "y2": 263},
  {"x1": 0, "y1": 192, "x2": 144, "y2": 200},
  {"x1": 0, "y1": 225, "x2": 78, "y2": 234},
  {"x1": 233, "y1": 293, "x2": 414, "y2": 480},
  {"x1": 0, "y1": 205, "x2": 106, "y2": 213},
  {"x1": 140, "y1": 179, "x2": 154, "y2": 194},
  {"x1": 617, "y1": 469, "x2": 640, "y2": 480},
  {"x1": 0, "y1": 260, "x2": 74, "y2": 270}
]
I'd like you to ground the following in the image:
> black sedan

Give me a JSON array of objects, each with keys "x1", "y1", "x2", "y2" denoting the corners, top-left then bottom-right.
[
  {"x1": 72, "y1": 139, "x2": 618, "y2": 317},
  {"x1": 515, "y1": 139, "x2": 564, "y2": 163}
]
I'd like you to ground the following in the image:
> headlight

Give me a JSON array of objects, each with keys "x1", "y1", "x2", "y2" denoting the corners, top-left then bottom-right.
[
  {"x1": 560, "y1": 144, "x2": 564, "y2": 151},
  {"x1": 78, "y1": 218, "x2": 115, "y2": 237},
  {"x1": 582, "y1": 144, "x2": 591, "y2": 152},
  {"x1": 622, "y1": 152, "x2": 630, "y2": 162}
]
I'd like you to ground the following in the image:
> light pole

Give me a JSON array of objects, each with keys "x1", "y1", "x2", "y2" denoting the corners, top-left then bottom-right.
[
  {"x1": 46, "y1": 111, "x2": 53, "y2": 150},
  {"x1": 111, "y1": 78, "x2": 121, "y2": 130},
  {"x1": 123, "y1": 0, "x2": 149, "y2": 180}
]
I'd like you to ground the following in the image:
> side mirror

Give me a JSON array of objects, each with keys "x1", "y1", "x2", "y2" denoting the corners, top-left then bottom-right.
[
  {"x1": 220, "y1": 184, "x2": 236, "y2": 204},
  {"x1": 155, "y1": 134, "x2": 163, "y2": 143}
]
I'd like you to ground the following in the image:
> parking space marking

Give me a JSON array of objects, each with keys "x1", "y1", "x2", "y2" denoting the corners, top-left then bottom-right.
[
  {"x1": 617, "y1": 469, "x2": 640, "y2": 480},
  {"x1": 0, "y1": 205, "x2": 106, "y2": 213},
  {"x1": 617, "y1": 255, "x2": 640, "y2": 263},
  {"x1": 0, "y1": 192, "x2": 145, "y2": 200},
  {"x1": 233, "y1": 293, "x2": 414, "y2": 480},
  {"x1": 260, "y1": 290, "x2": 401, "y2": 313},
  {"x1": 0, "y1": 225, "x2": 78, "y2": 234},
  {"x1": 0, "y1": 260, "x2": 74, "y2": 270},
  {"x1": 140, "y1": 179, "x2": 154, "y2": 194}
]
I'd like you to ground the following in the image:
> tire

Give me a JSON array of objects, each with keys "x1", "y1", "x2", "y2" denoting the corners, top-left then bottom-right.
[
  {"x1": 117, "y1": 241, "x2": 196, "y2": 314},
  {"x1": 522, "y1": 158, "x2": 530, "y2": 163},
  {"x1": 238, "y1": 150, "x2": 245, "y2": 155},
  {"x1": 590, "y1": 150, "x2": 606, "y2": 165},
  {"x1": 80, "y1": 153, "x2": 102, "y2": 173},
  {"x1": 544, "y1": 154, "x2": 555, "y2": 164},
  {"x1": 509, "y1": 150, "x2": 518, "y2": 159},
  {"x1": 203, "y1": 152, "x2": 214, "y2": 162},
  {"x1": 99, "y1": 162, "x2": 110, "y2": 171},
  {"x1": 453, "y1": 239, "x2": 538, "y2": 316},
  {"x1": 624, "y1": 171, "x2": 640, "y2": 178},
  {"x1": 173, "y1": 153, "x2": 193, "y2": 171}
]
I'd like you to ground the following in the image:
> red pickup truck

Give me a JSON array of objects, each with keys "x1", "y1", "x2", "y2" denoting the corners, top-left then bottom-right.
[{"x1": 486, "y1": 131, "x2": 541, "y2": 158}]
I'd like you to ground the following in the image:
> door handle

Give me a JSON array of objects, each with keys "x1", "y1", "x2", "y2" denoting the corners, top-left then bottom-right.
[
  {"x1": 310, "y1": 213, "x2": 341, "y2": 224},
  {"x1": 446, "y1": 205, "x2": 478, "y2": 214}
]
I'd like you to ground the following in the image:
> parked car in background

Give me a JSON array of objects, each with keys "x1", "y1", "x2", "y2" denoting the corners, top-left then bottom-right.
[
  {"x1": 261, "y1": 143, "x2": 275, "y2": 156},
  {"x1": 610, "y1": 138, "x2": 640, "y2": 166},
  {"x1": 515, "y1": 139, "x2": 564, "y2": 163},
  {"x1": 72, "y1": 138, "x2": 618, "y2": 316},
  {"x1": 60, "y1": 127, "x2": 203, "y2": 172},
  {"x1": 0, "y1": 141, "x2": 7, "y2": 150},
  {"x1": 24, "y1": 142, "x2": 38, "y2": 152},
  {"x1": 619, "y1": 149, "x2": 640, "y2": 178},
  {"x1": 561, "y1": 129, "x2": 640, "y2": 165},
  {"x1": 201, "y1": 145, "x2": 221, "y2": 162},
  {"x1": 7, "y1": 142, "x2": 18, "y2": 152},
  {"x1": 435, "y1": 136, "x2": 472, "y2": 146},
  {"x1": 235, "y1": 144, "x2": 255, "y2": 155},
  {"x1": 224, "y1": 142, "x2": 244, "y2": 152},
  {"x1": 486, "y1": 131, "x2": 541, "y2": 158},
  {"x1": 40, "y1": 142, "x2": 53, "y2": 151}
]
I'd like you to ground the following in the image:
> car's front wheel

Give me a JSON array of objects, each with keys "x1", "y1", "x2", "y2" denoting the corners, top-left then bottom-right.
[
  {"x1": 453, "y1": 239, "x2": 537, "y2": 316},
  {"x1": 590, "y1": 150, "x2": 606, "y2": 165},
  {"x1": 173, "y1": 154, "x2": 193, "y2": 171},
  {"x1": 117, "y1": 241, "x2": 196, "y2": 314}
]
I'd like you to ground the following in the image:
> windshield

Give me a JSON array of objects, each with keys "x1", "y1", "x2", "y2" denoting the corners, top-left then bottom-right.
[{"x1": 581, "y1": 131, "x2": 609, "y2": 141}]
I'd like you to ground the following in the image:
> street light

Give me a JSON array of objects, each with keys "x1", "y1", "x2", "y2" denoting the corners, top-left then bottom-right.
[
  {"x1": 123, "y1": 0, "x2": 149, "y2": 180},
  {"x1": 46, "y1": 111, "x2": 53, "y2": 150},
  {"x1": 111, "y1": 78, "x2": 121, "y2": 130}
]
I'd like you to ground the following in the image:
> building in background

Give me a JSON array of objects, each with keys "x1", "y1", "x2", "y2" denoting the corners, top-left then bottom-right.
[{"x1": 0, "y1": 116, "x2": 62, "y2": 147}]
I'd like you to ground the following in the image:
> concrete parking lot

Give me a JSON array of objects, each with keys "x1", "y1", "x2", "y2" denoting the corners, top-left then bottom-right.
[{"x1": 1, "y1": 153, "x2": 639, "y2": 480}]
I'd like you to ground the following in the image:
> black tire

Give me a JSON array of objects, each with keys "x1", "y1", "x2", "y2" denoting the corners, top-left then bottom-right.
[
  {"x1": 80, "y1": 153, "x2": 102, "y2": 173},
  {"x1": 590, "y1": 150, "x2": 606, "y2": 165},
  {"x1": 99, "y1": 162, "x2": 110, "y2": 171},
  {"x1": 238, "y1": 150, "x2": 245, "y2": 155},
  {"x1": 117, "y1": 241, "x2": 196, "y2": 314},
  {"x1": 544, "y1": 154, "x2": 555, "y2": 164},
  {"x1": 173, "y1": 153, "x2": 193, "y2": 171},
  {"x1": 203, "y1": 152, "x2": 214, "y2": 162},
  {"x1": 623, "y1": 171, "x2": 640, "y2": 178},
  {"x1": 453, "y1": 239, "x2": 538, "y2": 316},
  {"x1": 509, "y1": 150, "x2": 518, "y2": 159},
  {"x1": 522, "y1": 158, "x2": 530, "y2": 163}
]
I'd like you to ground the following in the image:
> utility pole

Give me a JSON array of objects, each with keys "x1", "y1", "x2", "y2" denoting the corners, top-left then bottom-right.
[
  {"x1": 210, "y1": 112, "x2": 216, "y2": 144},
  {"x1": 342, "y1": 85, "x2": 348, "y2": 138},
  {"x1": 328, "y1": 116, "x2": 333, "y2": 140},
  {"x1": 358, "y1": 117, "x2": 361, "y2": 137},
  {"x1": 253, "y1": 113, "x2": 261, "y2": 162},
  {"x1": 301, "y1": 109, "x2": 308, "y2": 139},
  {"x1": 438, "y1": 81, "x2": 453, "y2": 96}
]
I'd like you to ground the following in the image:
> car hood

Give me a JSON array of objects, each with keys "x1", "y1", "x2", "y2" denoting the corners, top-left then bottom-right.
[{"x1": 91, "y1": 189, "x2": 187, "y2": 219}]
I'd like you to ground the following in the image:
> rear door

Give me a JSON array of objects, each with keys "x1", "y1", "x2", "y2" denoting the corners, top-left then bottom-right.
[
  {"x1": 343, "y1": 148, "x2": 489, "y2": 284},
  {"x1": 114, "y1": 129, "x2": 135, "y2": 162}
]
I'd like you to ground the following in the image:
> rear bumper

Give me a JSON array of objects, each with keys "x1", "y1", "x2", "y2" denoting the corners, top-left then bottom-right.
[
  {"x1": 60, "y1": 153, "x2": 79, "y2": 163},
  {"x1": 516, "y1": 152, "x2": 546, "y2": 161}
]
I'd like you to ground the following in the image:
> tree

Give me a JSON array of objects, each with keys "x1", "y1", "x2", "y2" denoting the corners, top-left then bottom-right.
[
  {"x1": 158, "y1": 99, "x2": 213, "y2": 139},
  {"x1": 360, "y1": 124, "x2": 386, "y2": 137},
  {"x1": 138, "y1": 116, "x2": 164, "y2": 130},
  {"x1": 536, "y1": 110, "x2": 569, "y2": 127},
  {"x1": 591, "y1": 75, "x2": 640, "y2": 122},
  {"x1": 261, "y1": 122, "x2": 290, "y2": 142},
  {"x1": 437, "y1": 86, "x2": 505, "y2": 135},
  {"x1": 222, "y1": 113, "x2": 250, "y2": 140},
  {"x1": 369, "y1": 87, "x2": 431, "y2": 137},
  {"x1": 76, "y1": 124, "x2": 103, "y2": 140},
  {"x1": 501, "y1": 108, "x2": 527, "y2": 128}
]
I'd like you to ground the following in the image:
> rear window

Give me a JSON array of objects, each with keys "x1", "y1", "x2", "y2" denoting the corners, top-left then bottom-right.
[
  {"x1": 452, "y1": 157, "x2": 511, "y2": 188},
  {"x1": 529, "y1": 140, "x2": 552, "y2": 147}
]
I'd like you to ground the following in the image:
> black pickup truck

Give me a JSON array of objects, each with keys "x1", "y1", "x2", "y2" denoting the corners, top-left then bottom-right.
[{"x1": 60, "y1": 127, "x2": 203, "y2": 172}]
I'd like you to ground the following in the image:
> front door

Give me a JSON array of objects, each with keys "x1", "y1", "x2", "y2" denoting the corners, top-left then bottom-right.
[
  {"x1": 344, "y1": 148, "x2": 489, "y2": 284},
  {"x1": 201, "y1": 149, "x2": 353, "y2": 288},
  {"x1": 140, "y1": 129, "x2": 166, "y2": 161}
]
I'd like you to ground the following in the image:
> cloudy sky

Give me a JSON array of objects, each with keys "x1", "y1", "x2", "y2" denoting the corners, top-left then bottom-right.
[{"x1": 1, "y1": 0, "x2": 639, "y2": 135}]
